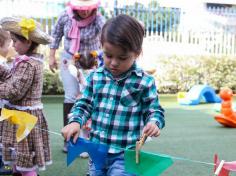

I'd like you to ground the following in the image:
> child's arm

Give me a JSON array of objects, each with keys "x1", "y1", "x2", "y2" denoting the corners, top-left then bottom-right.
[
  {"x1": 0, "y1": 61, "x2": 34, "y2": 101},
  {"x1": 76, "y1": 69, "x2": 85, "y2": 99},
  {"x1": 49, "y1": 11, "x2": 66, "y2": 72},
  {"x1": 0, "y1": 64, "x2": 11, "y2": 81},
  {"x1": 49, "y1": 49, "x2": 58, "y2": 73},
  {"x1": 141, "y1": 77, "x2": 165, "y2": 137},
  {"x1": 77, "y1": 69, "x2": 86, "y2": 87}
]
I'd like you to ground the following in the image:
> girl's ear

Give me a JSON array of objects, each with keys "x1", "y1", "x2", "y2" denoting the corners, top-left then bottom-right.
[
  {"x1": 26, "y1": 40, "x2": 32, "y2": 46},
  {"x1": 25, "y1": 40, "x2": 32, "y2": 49},
  {"x1": 135, "y1": 49, "x2": 142, "y2": 58}
]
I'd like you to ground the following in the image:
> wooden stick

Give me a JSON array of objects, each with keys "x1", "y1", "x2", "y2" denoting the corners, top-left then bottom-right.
[
  {"x1": 135, "y1": 133, "x2": 148, "y2": 164},
  {"x1": 140, "y1": 133, "x2": 148, "y2": 146},
  {"x1": 136, "y1": 141, "x2": 140, "y2": 164}
]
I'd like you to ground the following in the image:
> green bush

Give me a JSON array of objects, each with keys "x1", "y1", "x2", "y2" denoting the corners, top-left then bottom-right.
[
  {"x1": 153, "y1": 55, "x2": 236, "y2": 93},
  {"x1": 43, "y1": 69, "x2": 64, "y2": 95}
]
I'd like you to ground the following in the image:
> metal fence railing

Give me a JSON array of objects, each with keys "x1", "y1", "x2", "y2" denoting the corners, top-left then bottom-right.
[{"x1": 0, "y1": 0, "x2": 236, "y2": 56}]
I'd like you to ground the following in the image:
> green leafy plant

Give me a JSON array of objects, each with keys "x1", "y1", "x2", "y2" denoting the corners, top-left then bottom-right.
[
  {"x1": 153, "y1": 55, "x2": 236, "y2": 93},
  {"x1": 43, "y1": 69, "x2": 64, "y2": 95}
]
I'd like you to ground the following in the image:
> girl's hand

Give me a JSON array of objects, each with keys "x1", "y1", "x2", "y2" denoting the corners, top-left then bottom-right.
[
  {"x1": 49, "y1": 56, "x2": 58, "y2": 73},
  {"x1": 143, "y1": 121, "x2": 161, "y2": 137},
  {"x1": 61, "y1": 122, "x2": 81, "y2": 143}
]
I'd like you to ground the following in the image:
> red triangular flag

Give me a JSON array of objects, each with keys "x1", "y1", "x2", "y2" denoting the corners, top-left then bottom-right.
[{"x1": 214, "y1": 154, "x2": 229, "y2": 176}]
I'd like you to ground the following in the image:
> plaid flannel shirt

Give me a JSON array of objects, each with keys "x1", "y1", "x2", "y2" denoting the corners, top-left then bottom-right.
[
  {"x1": 50, "y1": 9, "x2": 105, "y2": 54},
  {"x1": 69, "y1": 63, "x2": 165, "y2": 153}
]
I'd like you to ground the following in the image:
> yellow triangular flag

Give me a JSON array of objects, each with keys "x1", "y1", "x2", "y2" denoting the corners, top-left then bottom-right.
[{"x1": 0, "y1": 108, "x2": 38, "y2": 142}]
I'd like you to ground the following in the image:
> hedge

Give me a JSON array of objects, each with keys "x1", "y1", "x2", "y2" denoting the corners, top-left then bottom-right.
[
  {"x1": 154, "y1": 55, "x2": 236, "y2": 93},
  {"x1": 43, "y1": 69, "x2": 64, "y2": 95},
  {"x1": 42, "y1": 55, "x2": 236, "y2": 94}
]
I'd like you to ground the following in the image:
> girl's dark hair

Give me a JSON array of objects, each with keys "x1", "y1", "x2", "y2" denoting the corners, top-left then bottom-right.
[
  {"x1": 76, "y1": 51, "x2": 97, "y2": 70},
  {"x1": 11, "y1": 33, "x2": 39, "y2": 55},
  {"x1": 101, "y1": 14, "x2": 144, "y2": 53}
]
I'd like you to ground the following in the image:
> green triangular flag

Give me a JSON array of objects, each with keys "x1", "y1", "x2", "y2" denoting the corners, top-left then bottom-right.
[{"x1": 125, "y1": 149, "x2": 173, "y2": 176}]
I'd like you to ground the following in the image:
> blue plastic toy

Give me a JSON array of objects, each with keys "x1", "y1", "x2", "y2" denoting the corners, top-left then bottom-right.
[{"x1": 177, "y1": 85, "x2": 221, "y2": 105}]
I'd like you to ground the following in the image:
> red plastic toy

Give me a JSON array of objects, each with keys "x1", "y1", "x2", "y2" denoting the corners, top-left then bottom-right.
[{"x1": 215, "y1": 87, "x2": 236, "y2": 127}]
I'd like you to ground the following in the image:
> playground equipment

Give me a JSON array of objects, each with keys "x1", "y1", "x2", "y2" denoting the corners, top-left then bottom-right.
[
  {"x1": 214, "y1": 87, "x2": 236, "y2": 128},
  {"x1": 177, "y1": 85, "x2": 221, "y2": 105}
]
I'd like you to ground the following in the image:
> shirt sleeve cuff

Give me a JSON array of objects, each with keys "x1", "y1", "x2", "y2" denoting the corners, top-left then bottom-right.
[
  {"x1": 150, "y1": 118, "x2": 163, "y2": 129},
  {"x1": 68, "y1": 113, "x2": 83, "y2": 127}
]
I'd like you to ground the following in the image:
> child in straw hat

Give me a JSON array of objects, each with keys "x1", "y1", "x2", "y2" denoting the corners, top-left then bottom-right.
[
  {"x1": 0, "y1": 17, "x2": 52, "y2": 176},
  {"x1": 49, "y1": 0, "x2": 105, "y2": 154}
]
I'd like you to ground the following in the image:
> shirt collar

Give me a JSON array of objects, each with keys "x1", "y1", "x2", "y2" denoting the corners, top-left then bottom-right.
[{"x1": 96, "y1": 62, "x2": 143, "y2": 80}]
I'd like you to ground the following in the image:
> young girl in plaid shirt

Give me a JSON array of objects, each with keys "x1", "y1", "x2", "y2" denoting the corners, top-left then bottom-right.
[
  {"x1": 62, "y1": 14, "x2": 165, "y2": 176},
  {"x1": 0, "y1": 17, "x2": 52, "y2": 176}
]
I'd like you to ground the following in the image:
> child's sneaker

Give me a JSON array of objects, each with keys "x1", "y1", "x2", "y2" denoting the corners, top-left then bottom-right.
[
  {"x1": 79, "y1": 152, "x2": 89, "y2": 158},
  {"x1": 0, "y1": 164, "x2": 13, "y2": 175}
]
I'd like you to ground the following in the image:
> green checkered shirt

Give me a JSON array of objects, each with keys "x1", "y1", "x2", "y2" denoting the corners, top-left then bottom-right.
[{"x1": 69, "y1": 63, "x2": 165, "y2": 153}]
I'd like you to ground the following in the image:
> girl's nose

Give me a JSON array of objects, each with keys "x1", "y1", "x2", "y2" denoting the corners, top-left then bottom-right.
[{"x1": 111, "y1": 59, "x2": 119, "y2": 67}]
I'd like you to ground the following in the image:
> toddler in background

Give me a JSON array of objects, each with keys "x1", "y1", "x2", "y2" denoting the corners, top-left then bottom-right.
[
  {"x1": 0, "y1": 26, "x2": 16, "y2": 175},
  {"x1": 0, "y1": 28, "x2": 11, "y2": 112},
  {"x1": 0, "y1": 27, "x2": 15, "y2": 68},
  {"x1": 73, "y1": 50, "x2": 101, "y2": 81},
  {"x1": 70, "y1": 50, "x2": 100, "y2": 158}
]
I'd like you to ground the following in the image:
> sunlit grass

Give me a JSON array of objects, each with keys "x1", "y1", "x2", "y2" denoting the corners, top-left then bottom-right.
[{"x1": 39, "y1": 95, "x2": 236, "y2": 176}]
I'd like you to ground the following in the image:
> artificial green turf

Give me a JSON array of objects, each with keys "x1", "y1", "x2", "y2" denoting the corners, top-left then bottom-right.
[
  {"x1": 39, "y1": 95, "x2": 236, "y2": 176},
  {"x1": 40, "y1": 96, "x2": 88, "y2": 176}
]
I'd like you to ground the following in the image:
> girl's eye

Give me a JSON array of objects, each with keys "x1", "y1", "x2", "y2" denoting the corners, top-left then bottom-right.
[
  {"x1": 120, "y1": 57, "x2": 127, "y2": 60},
  {"x1": 119, "y1": 56, "x2": 128, "y2": 60},
  {"x1": 104, "y1": 53, "x2": 112, "y2": 59}
]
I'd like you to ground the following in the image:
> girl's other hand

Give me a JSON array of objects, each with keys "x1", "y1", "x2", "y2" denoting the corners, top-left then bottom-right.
[
  {"x1": 143, "y1": 121, "x2": 161, "y2": 137},
  {"x1": 49, "y1": 55, "x2": 58, "y2": 73},
  {"x1": 61, "y1": 122, "x2": 81, "y2": 143}
]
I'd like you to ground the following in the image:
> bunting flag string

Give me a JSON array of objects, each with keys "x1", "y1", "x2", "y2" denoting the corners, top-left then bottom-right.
[{"x1": 31, "y1": 127, "x2": 236, "y2": 175}]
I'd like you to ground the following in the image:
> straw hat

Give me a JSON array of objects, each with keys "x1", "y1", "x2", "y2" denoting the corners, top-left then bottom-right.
[
  {"x1": 0, "y1": 17, "x2": 52, "y2": 45},
  {"x1": 68, "y1": 0, "x2": 100, "y2": 10}
]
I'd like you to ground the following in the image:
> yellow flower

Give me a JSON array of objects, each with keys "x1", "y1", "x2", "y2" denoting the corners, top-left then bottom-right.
[
  {"x1": 74, "y1": 52, "x2": 80, "y2": 60},
  {"x1": 90, "y1": 50, "x2": 98, "y2": 58},
  {"x1": 18, "y1": 18, "x2": 36, "y2": 40}
]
